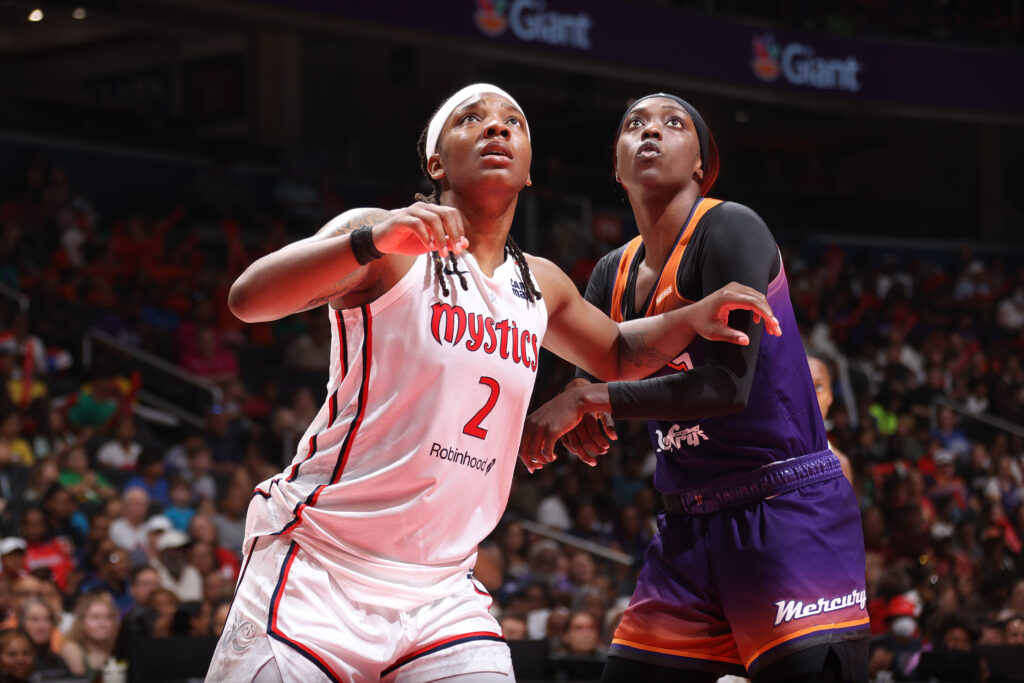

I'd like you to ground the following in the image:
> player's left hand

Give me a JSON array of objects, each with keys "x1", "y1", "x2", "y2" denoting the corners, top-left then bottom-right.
[
  {"x1": 519, "y1": 384, "x2": 603, "y2": 472},
  {"x1": 689, "y1": 282, "x2": 781, "y2": 345}
]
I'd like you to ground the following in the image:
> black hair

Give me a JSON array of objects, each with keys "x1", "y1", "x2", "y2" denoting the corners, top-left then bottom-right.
[{"x1": 414, "y1": 106, "x2": 541, "y2": 303}]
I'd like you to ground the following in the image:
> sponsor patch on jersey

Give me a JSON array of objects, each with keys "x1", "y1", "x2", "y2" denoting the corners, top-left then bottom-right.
[
  {"x1": 655, "y1": 423, "x2": 708, "y2": 452},
  {"x1": 510, "y1": 279, "x2": 529, "y2": 301},
  {"x1": 429, "y1": 442, "x2": 497, "y2": 475}
]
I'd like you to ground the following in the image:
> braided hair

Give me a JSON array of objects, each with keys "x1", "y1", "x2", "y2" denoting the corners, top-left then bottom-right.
[{"x1": 414, "y1": 115, "x2": 541, "y2": 303}]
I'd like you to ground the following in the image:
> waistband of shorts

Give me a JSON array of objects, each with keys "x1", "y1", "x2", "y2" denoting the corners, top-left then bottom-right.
[{"x1": 662, "y1": 449, "x2": 842, "y2": 515}]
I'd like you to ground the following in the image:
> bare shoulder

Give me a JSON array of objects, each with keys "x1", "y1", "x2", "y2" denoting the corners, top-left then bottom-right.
[
  {"x1": 524, "y1": 253, "x2": 577, "y2": 309},
  {"x1": 315, "y1": 207, "x2": 394, "y2": 238}
]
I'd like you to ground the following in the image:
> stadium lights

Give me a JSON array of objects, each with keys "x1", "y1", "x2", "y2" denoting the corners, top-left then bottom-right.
[
  {"x1": 72, "y1": 7, "x2": 87, "y2": 19},
  {"x1": 28, "y1": 8, "x2": 44, "y2": 21}
]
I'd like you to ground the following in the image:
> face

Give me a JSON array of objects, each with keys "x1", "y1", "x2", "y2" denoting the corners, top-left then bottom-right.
[
  {"x1": 1005, "y1": 618, "x2": 1024, "y2": 646},
  {"x1": 563, "y1": 613, "x2": 599, "y2": 654},
  {"x1": 83, "y1": 601, "x2": 116, "y2": 642},
  {"x1": 432, "y1": 93, "x2": 532, "y2": 196},
  {"x1": 21, "y1": 509, "x2": 47, "y2": 542},
  {"x1": 615, "y1": 97, "x2": 702, "y2": 197},
  {"x1": 0, "y1": 634, "x2": 34, "y2": 679},
  {"x1": 22, "y1": 602, "x2": 54, "y2": 644},
  {"x1": 808, "y1": 358, "x2": 834, "y2": 418},
  {"x1": 942, "y1": 626, "x2": 971, "y2": 652},
  {"x1": 131, "y1": 569, "x2": 161, "y2": 604}
]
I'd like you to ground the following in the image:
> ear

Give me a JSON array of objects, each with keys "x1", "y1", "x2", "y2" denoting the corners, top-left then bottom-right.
[
  {"x1": 428, "y1": 153, "x2": 445, "y2": 180},
  {"x1": 525, "y1": 173, "x2": 532, "y2": 188},
  {"x1": 694, "y1": 161, "x2": 704, "y2": 182}
]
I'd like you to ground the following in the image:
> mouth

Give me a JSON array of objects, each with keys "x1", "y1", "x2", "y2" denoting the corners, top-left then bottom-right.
[
  {"x1": 636, "y1": 140, "x2": 661, "y2": 159},
  {"x1": 481, "y1": 141, "x2": 513, "y2": 159}
]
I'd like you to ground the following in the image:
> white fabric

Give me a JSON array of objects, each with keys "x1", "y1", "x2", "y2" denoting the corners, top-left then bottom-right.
[
  {"x1": 245, "y1": 250, "x2": 547, "y2": 609},
  {"x1": 207, "y1": 535, "x2": 514, "y2": 683},
  {"x1": 425, "y1": 83, "x2": 528, "y2": 156}
]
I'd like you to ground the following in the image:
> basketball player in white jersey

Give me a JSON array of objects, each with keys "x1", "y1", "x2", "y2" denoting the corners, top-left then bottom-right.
[{"x1": 206, "y1": 84, "x2": 780, "y2": 683}]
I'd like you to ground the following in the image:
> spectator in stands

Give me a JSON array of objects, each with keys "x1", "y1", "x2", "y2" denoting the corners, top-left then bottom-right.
[
  {"x1": 1004, "y1": 614, "x2": 1024, "y2": 646},
  {"x1": 0, "y1": 440, "x2": 28, "y2": 538},
  {"x1": 96, "y1": 415, "x2": 143, "y2": 472},
  {"x1": 41, "y1": 484, "x2": 88, "y2": 552},
  {"x1": 162, "y1": 477, "x2": 195, "y2": 532},
  {"x1": 0, "y1": 540, "x2": 25, "y2": 586},
  {"x1": 152, "y1": 530, "x2": 202, "y2": 603},
  {"x1": 180, "y1": 325, "x2": 238, "y2": 386},
  {"x1": 0, "y1": 415, "x2": 34, "y2": 468},
  {"x1": 59, "y1": 591, "x2": 119, "y2": 680},
  {"x1": 211, "y1": 485, "x2": 246, "y2": 558},
  {"x1": 19, "y1": 507, "x2": 74, "y2": 593},
  {"x1": 17, "y1": 598, "x2": 70, "y2": 679},
  {"x1": 66, "y1": 369, "x2": 125, "y2": 431},
  {"x1": 108, "y1": 488, "x2": 150, "y2": 562},
  {"x1": 58, "y1": 445, "x2": 116, "y2": 505},
  {"x1": 0, "y1": 627, "x2": 34, "y2": 683},
  {"x1": 187, "y1": 514, "x2": 240, "y2": 580},
  {"x1": 498, "y1": 614, "x2": 527, "y2": 641},
  {"x1": 78, "y1": 543, "x2": 133, "y2": 616},
  {"x1": 116, "y1": 566, "x2": 162, "y2": 648},
  {"x1": 556, "y1": 610, "x2": 605, "y2": 658},
  {"x1": 124, "y1": 450, "x2": 169, "y2": 508},
  {"x1": 145, "y1": 588, "x2": 179, "y2": 639}
]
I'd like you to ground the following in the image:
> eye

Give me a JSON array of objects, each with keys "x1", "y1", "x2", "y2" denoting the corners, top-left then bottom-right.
[
  {"x1": 459, "y1": 113, "x2": 481, "y2": 124},
  {"x1": 626, "y1": 117, "x2": 643, "y2": 129},
  {"x1": 506, "y1": 116, "x2": 522, "y2": 127},
  {"x1": 667, "y1": 117, "x2": 684, "y2": 127}
]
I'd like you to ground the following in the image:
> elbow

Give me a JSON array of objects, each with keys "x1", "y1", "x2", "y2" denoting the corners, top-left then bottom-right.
[
  {"x1": 227, "y1": 281, "x2": 258, "y2": 323},
  {"x1": 721, "y1": 382, "x2": 753, "y2": 416}
]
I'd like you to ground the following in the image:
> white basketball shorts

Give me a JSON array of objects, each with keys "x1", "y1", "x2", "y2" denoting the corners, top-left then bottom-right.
[{"x1": 206, "y1": 535, "x2": 513, "y2": 682}]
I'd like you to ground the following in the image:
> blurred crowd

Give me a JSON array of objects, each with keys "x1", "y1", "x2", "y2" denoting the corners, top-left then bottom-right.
[
  {"x1": 0, "y1": 151, "x2": 1022, "y2": 682},
  {"x1": 664, "y1": 0, "x2": 1023, "y2": 46}
]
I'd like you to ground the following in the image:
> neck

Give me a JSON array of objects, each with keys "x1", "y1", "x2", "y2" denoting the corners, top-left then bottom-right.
[
  {"x1": 629, "y1": 184, "x2": 700, "y2": 269},
  {"x1": 441, "y1": 188, "x2": 518, "y2": 276}
]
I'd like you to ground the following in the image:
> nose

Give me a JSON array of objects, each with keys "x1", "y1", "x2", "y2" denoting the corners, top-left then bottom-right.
[
  {"x1": 641, "y1": 122, "x2": 661, "y2": 139},
  {"x1": 485, "y1": 117, "x2": 511, "y2": 139}
]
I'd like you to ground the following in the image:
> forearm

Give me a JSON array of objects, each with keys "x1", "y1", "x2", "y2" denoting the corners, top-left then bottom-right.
[
  {"x1": 608, "y1": 361, "x2": 749, "y2": 421},
  {"x1": 611, "y1": 305, "x2": 700, "y2": 380},
  {"x1": 228, "y1": 209, "x2": 387, "y2": 322}
]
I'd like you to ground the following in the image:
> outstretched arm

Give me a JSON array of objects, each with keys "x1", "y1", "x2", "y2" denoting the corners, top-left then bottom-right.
[
  {"x1": 522, "y1": 205, "x2": 780, "y2": 468},
  {"x1": 228, "y1": 203, "x2": 469, "y2": 322},
  {"x1": 528, "y1": 256, "x2": 778, "y2": 383}
]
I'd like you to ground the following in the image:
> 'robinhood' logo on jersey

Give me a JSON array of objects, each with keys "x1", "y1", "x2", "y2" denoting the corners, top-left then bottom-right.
[
  {"x1": 430, "y1": 442, "x2": 497, "y2": 476},
  {"x1": 430, "y1": 302, "x2": 539, "y2": 372},
  {"x1": 473, "y1": 0, "x2": 592, "y2": 50}
]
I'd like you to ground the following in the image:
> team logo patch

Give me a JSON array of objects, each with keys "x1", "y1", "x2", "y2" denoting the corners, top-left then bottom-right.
[
  {"x1": 221, "y1": 615, "x2": 259, "y2": 654},
  {"x1": 773, "y1": 588, "x2": 867, "y2": 626},
  {"x1": 655, "y1": 423, "x2": 707, "y2": 452}
]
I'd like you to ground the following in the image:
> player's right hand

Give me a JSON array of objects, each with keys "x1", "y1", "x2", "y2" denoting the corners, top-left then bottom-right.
[
  {"x1": 371, "y1": 202, "x2": 469, "y2": 258},
  {"x1": 559, "y1": 379, "x2": 617, "y2": 466}
]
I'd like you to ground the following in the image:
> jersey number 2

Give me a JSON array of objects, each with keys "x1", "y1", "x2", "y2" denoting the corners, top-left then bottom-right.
[{"x1": 463, "y1": 377, "x2": 500, "y2": 440}]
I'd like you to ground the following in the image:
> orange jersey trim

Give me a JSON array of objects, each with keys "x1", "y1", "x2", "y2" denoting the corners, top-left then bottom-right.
[
  {"x1": 745, "y1": 617, "x2": 872, "y2": 668},
  {"x1": 611, "y1": 637, "x2": 743, "y2": 665},
  {"x1": 608, "y1": 197, "x2": 723, "y2": 323}
]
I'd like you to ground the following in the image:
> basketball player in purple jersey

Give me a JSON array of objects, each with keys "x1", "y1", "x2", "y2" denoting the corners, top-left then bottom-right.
[
  {"x1": 522, "y1": 94, "x2": 869, "y2": 682},
  {"x1": 207, "y1": 85, "x2": 780, "y2": 683}
]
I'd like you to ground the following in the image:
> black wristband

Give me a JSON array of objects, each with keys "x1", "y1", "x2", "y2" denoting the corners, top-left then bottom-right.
[{"x1": 351, "y1": 225, "x2": 385, "y2": 265}]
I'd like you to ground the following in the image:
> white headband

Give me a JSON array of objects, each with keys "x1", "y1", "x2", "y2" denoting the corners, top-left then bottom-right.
[{"x1": 425, "y1": 83, "x2": 528, "y2": 157}]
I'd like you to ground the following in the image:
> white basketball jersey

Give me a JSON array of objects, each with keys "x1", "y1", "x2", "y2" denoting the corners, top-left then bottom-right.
[{"x1": 246, "y1": 251, "x2": 548, "y2": 607}]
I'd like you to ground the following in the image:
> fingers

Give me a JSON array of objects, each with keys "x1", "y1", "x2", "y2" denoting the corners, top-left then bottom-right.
[
  {"x1": 413, "y1": 203, "x2": 467, "y2": 257},
  {"x1": 718, "y1": 283, "x2": 782, "y2": 337}
]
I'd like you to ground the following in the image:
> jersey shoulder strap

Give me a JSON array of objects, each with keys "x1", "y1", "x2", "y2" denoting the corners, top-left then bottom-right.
[{"x1": 646, "y1": 197, "x2": 722, "y2": 317}]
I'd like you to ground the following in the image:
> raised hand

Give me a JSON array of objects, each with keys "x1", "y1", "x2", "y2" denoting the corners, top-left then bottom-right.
[{"x1": 372, "y1": 202, "x2": 470, "y2": 258}]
